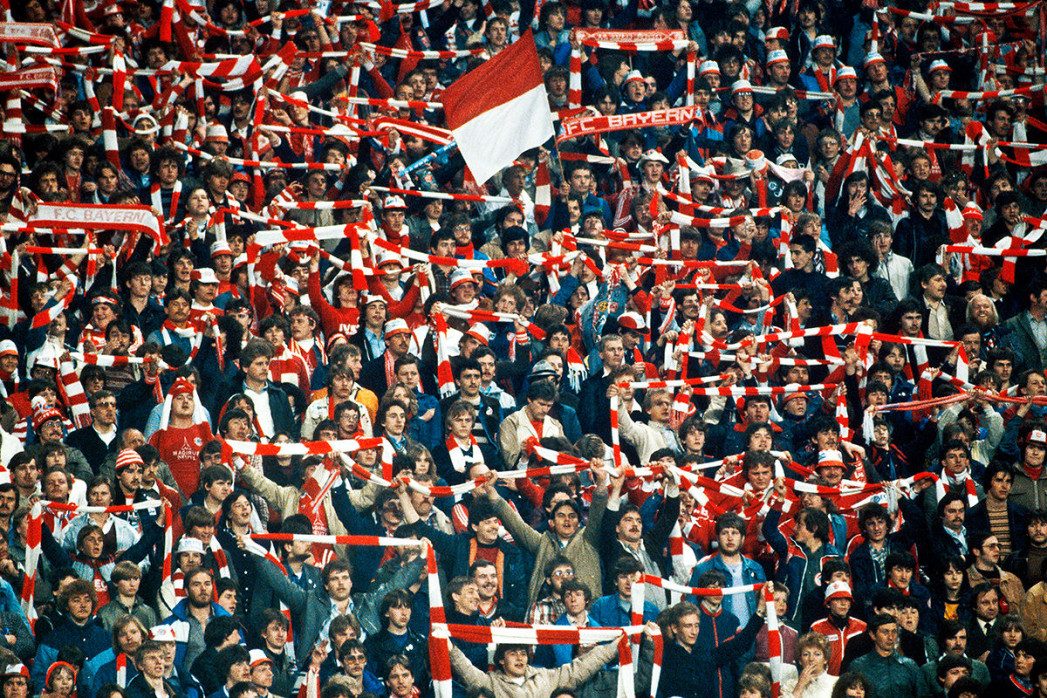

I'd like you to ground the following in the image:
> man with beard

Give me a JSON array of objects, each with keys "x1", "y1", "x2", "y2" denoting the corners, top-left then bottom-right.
[
  {"x1": 601, "y1": 470, "x2": 680, "y2": 607},
  {"x1": 0, "y1": 485, "x2": 18, "y2": 534},
  {"x1": 688, "y1": 512, "x2": 766, "y2": 628},
  {"x1": 110, "y1": 448, "x2": 150, "y2": 529},
  {"x1": 162, "y1": 567, "x2": 239, "y2": 675}
]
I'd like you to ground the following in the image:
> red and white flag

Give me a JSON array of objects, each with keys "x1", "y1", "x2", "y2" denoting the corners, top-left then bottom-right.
[{"x1": 441, "y1": 30, "x2": 554, "y2": 184}]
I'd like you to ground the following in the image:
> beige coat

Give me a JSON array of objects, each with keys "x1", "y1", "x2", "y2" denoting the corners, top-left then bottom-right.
[
  {"x1": 969, "y1": 564, "x2": 1026, "y2": 616},
  {"x1": 493, "y1": 487, "x2": 607, "y2": 606},
  {"x1": 448, "y1": 637, "x2": 619, "y2": 698},
  {"x1": 239, "y1": 465, "x2": 382, "y2": 559},
  {"x1": 1022, "y1": 581, "x2": 1047, "y2": 642},
  {"x1": 497, "y1": 408, "x2": 565, "y2": 467}
]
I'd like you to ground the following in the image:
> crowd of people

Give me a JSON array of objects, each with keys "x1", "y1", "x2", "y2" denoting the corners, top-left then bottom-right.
[{"x1": 1, "y1": 0, "x2": 1047, "y2": 697}]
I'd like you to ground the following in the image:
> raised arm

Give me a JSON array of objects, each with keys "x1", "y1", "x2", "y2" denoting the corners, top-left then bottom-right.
[
  {"x1": 552, "y1": 638, "x2": 621, "y2": 689},
  {"x1": 761, "y1": 505, "x2": 789, "y2": 560},
  {"x1": 649, "y1": 480, "x2": 682, "y2": 549},
  {"x1": 252, "y1": 555, "x2": 309, "y2": 614},
  {"x1": 583, "y1": 464, "x2": 610, "y2": 548},
  {"x1": 239, "y1": 465, "x2": 301, "y2": 518},
  {"x1": 445, "y1": 638, "x2": 490, "y2": 687},
  {"x1": 713, "y1": 596, "x2": 767, "y2": 666},
  {"x1": 488, "y1": 479, "x2": 543, "y2": 554}
]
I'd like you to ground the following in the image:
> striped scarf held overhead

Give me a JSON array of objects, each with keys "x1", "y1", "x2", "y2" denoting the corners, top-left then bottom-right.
[
  {"x1": 58, "y1": 356, "x2": 91, "y2": 429},
  {"x1": 431, "y1": 622, "x2": 660, "y2": 698},
  {"x1": 22, "y1": 500, "x2": 173, "y2": 628}
]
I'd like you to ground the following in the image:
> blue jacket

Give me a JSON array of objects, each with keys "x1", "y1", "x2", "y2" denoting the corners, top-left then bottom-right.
[
  {"x1": 162, "y1": 600, "x2": 238, "y2": 674},
  {"x1": 551, "y1": 613, "x2": 600, "y2": 666},
  {"x1": 589, "y1": 594, "x2": 658, "y2": 628},
  {"x1": 31, "y1": 614, "x2": 111, "y2": 692},
  {"x1": 762, "y1": 508, "x2": 842, "y2": 624},
  {"x1": 688, "y1": 553, "x2": 766, "y2": 618},
  {"x1": 696, "y1": 604, "x2": 747, "y2": 698}
]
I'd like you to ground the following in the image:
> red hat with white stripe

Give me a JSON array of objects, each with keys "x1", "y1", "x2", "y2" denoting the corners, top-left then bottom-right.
[
  {"x1": 205, "y1": 125, "x2": 229, "y2": 143},
  {"x1": 92, "y1": 294, "x2": 120, "y2": 307},
  {"x1": 115, "y1": 448, "x2": 144, "y2": 472},
  {"x1": 617, "y1": 311, "x2": 647, "y2": 333},
  {"x1": 929, "y1": 59, "x2": 952, "y2": 74},
  {"x1": 731, "y1": 79, "x2": 754, "y2": 96},
  {"x1": 624, "y1": 69, "x2": 645, "y2": 85},
  {"x1": 962, "y1": 203, "x2": 983, "y2": 221},
  {"x1": 382, "y1": 195, "x2": 407, "y2": 210},
  {"x1": 765, "y1": 50, "x2": 789, "y2": 67},
  {"x1": 45, "y1": 662, "x2": 76, "y2": 688},
  {"x1": 450, "y1": 268, "x2": 478, "y2": 289},
  {"x1": 191, "y1": 268, "x2": 219, "y2": 285},
  {"x1": 376, "y1": 251, "x2": 404, "y2": 269},
  {"x1": 698, "y1": 60, "x2": 720, "y2": 77},
  {"x1": 384, "y1": 319, "x2": 411, "y2": 338},
  {"x1": 249, "y1": 650, "x2": 274, "y2": 668},
  {"x1": 780, "y1": 383, "x2": 808, "y2": 407},
  {"x1": 0, "y1": 340, "x2": 16, "y2": 357},
  {"x1": 816, "y1": 449, "x2": 845, "y2": 470},
  {"x1": 2, "y1": 664, "x2": 30, "y2": 679},
  {"x1": 361, "y1": 292, "x2": 388, "y2": 307},
  {"x1": 639, "y1": 150, "x2": 669, "y2": 165},
  {"x1": 824, "y1": 580, "x2": 853, "y2": 604},
  {"x1": 692, "y1": 165, "x2": 716, "y2": 184},
  {"x1": 175, "y1": 537, "x2": 205, "y2": 555}
]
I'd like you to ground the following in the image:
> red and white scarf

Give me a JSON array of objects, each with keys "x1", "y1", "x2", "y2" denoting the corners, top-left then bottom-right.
[{"x1": 446, "y1": 434, "x2": 484, "y2": 474}]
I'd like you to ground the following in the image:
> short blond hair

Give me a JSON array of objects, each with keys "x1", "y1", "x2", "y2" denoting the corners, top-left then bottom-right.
[{"x1": 796, "y1": 631, "x2": 831, "y2": 661}]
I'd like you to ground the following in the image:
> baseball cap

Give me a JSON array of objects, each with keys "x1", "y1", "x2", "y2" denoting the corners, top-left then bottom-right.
[{"x1": 191, "y1": 268, "x2": 219, "y2": 285}]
